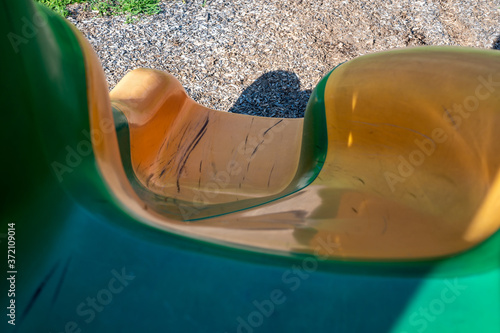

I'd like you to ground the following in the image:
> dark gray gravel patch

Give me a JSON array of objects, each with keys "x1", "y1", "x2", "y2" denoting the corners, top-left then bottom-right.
[{"x1": 68, "y1": 0, "x2": 500, "y2": 117}]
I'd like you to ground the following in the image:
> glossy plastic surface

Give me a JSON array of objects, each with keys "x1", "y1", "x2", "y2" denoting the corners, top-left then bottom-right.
[{"x1": 102, "y1": 48, "x2": 500, "y2": 260}]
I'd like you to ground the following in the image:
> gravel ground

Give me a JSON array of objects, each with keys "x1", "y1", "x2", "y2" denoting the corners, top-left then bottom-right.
[{"x1": 67, "y1": 0, "x2": 500, "y2": 118}]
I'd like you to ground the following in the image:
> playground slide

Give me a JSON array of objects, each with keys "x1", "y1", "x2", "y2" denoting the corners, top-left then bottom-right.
[{"x1": 1, "y1": 0, "x2": 499, "y2": 332}]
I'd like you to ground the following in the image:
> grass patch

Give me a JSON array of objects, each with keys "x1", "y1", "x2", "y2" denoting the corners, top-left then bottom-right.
[
  {"x1": 90, "y1": 0, "x2": 161, "y2": 17},
  {"x1": 35, "y1": 0, "x2": 161, "y2": 21},
  {"x1": 36, "y1": 0, "x2": 85, "y2": 17}
]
